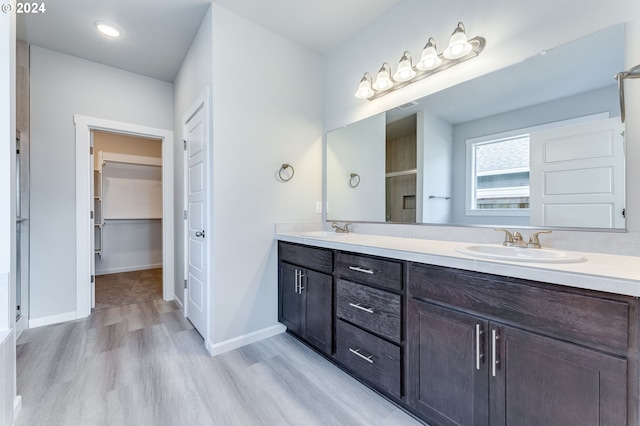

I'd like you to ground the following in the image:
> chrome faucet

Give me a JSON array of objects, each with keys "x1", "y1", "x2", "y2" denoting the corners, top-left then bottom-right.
[
  {"x1": 495, "y1": 229, "x2": 552, "y2": 248},
  {"x1": 332, "y1": 222, "x2": 351, "y2": 233},
  {"x1": 512, "y1": 231, "x2": 528, "y2": 247}
]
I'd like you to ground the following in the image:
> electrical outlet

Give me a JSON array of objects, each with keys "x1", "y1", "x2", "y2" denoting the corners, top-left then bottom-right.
[{"x1": 315, "y1": 201, "x2": 322, "y2": 214}]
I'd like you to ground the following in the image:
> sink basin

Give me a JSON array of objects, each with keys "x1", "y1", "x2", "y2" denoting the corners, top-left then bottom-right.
[
  {"x1": 300, "y1": 231, "x2": 353, "y2": 239},
  {"x1": 456, "y1": 244, "x2": 586, "y2": 263}
]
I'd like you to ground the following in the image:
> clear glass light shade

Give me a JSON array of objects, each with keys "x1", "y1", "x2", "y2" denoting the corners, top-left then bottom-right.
[
  {"x1": 444, "y1": 23, "x2": 472, "y2": 59},
  {"x1": 416, "y1": 40, "x2": 442, "y2": 71},
  {"x1": 393, "y1": 52, "x2": 416, "y2": 82},
  {"x1": 373, "y1": 63, "x2": 393, "y2": 91},
  {"x1": 354, "y1": 73, "x2": 375, "y2": 99}
]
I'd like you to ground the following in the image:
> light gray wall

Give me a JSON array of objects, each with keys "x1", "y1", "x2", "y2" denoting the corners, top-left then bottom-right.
[
  {"x1": 29, "y1": 46, "x2": 173, "y2": 321},
  {"x1": 209, "y1": 4, "x2": 323, "y2": 346},
  {"x1": 172, "y1": 6, "x2": 212, "y2": 306},
  {"x1": 450, "y1": 85, "x2": 619, "y2": 225},
  {"x1": 327, "y1": 113, "x2": 386, "y2": 221}
]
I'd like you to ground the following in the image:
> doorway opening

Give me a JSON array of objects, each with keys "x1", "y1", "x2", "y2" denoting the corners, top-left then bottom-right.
[
  {"x1": 75, "y1": 115, "x2": 175, "y2": 320},
  {"x1": 91, "y1": 130, "x2": 164, "y2": 311}
]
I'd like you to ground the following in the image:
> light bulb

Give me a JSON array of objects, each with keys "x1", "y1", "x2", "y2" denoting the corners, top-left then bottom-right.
[
  {"x1": 416, "y1": 38, "x2": 442, "y2": 71},
  {"x1": 373, "y1": 63, "x2": 393, "y2": 91},
  {"x1": 393, "y1": 51, "x2": 416, "y2": 82},
  {"x1": 444, "y1": 22, "x2": 472, "y2": 59},
  {"x1": 354, "y1": 73, "x2": 374, "y2": 99}
]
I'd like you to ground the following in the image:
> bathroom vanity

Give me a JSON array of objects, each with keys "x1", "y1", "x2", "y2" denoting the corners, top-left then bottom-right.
[{"x1": 276, "y1": 233, "x2": 640, "y2": 426}]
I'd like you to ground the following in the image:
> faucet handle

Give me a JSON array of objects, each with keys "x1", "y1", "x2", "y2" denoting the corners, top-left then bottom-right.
[
  {"x1": 528, "y1": 230, "x2": 552, "y2": 248},
  {"x1": 495, "y1": 228, "x2": 514, "y2": 246}
]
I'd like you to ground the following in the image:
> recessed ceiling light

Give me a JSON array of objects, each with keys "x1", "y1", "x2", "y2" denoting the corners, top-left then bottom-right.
[{"x1": 94, "y1": 21, "x2": 122, "y2": 38}]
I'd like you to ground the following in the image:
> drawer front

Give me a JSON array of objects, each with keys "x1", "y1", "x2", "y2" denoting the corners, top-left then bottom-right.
[
  {"x1": 336, "y1": 251, "x2": 402, "y2": 291},
  {"x1": 278, "y1": 242, "x2": 333, "y2": 274},
  {"x1": 337, "y1": 279, "x2": 401, "y2": 343},
  {"x1": 408, "y1": 264, "x2": 630, "y2": 355},
  {"x1": 336, "y1": 320, "x2": 401, "y2": 398}
]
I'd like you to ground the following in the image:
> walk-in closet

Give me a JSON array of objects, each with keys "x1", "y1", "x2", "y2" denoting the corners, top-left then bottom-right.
[{"x1": 92, "y1": 131, "x2": 163, "y2": 310}]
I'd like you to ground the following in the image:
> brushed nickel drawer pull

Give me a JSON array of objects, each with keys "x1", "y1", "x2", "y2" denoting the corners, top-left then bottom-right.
[
  {"x1": 349, "y1": 348, "x2": 374, "y2": 363},
  {"x1": 348, "y1": 266, "x2": 374, "y2": 275},
  {"x1": 349, "y1": 302, "x2": 374, "y2": 314},
  {"x1": 492, "y1": 329, "x2": 499, "y2": 377},
  {"x1": 475, "y1": 323, "x2": 484, "y2": 370}
]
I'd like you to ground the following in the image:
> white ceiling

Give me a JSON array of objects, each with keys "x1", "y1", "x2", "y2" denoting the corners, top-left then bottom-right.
[
  {"x1": 17, "y1": 0, "x2": 400, "y2": 82},
  {"x1": 211, "y1": 0, "x2": 400, "y2": 54}
]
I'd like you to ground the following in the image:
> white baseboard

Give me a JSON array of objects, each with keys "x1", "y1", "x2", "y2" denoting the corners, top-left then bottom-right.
[
  {"x1": 173, "y1": 296, "x2": 184, "y2": 309},
  {"x1": 96, "y1": 263, "x2": 163, "y2": 276},
  {"x1": 207, "y1": 324, "x2": 287, "y2": 356},
  {"x1": 29, "y1": 311, "x2": 77, "y2": 328},
  {"x1": 14, "y1": 395, "x2": 22, "y2": 422}
]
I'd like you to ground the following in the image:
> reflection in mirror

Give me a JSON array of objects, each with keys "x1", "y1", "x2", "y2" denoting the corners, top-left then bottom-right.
[{"x1": 327, "y1": 24, "x2": 627, "y2": 230}]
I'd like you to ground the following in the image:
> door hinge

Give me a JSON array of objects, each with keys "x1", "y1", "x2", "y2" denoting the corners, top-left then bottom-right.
[
  {"x1": 622, "y1": 208, "x2": 626, "y2": 218},
  {"x1": 184, "y1": 279, "x2": 188, "y2": 289},
  {"x1": 183, "y1": 140, "x2": 187, "y2": 150},
  {"x1": 91, "y1": 275, "x2": 95, "y2": 283},
  {"x1": 16, "y1": 139, "x2": 20, "y2": 154},
  {"x1": 90, "y1": 211, "x2": 94, "y2": 219},
  {"x1": 90, "y1": 146, "x2": 94, "y2": 155},
  {"x1": 183, "y1": 210, "x2": 187, "y2": 220}
]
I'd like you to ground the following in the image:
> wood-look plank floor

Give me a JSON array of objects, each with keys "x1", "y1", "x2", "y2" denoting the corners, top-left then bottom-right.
[{"x1": 16, "y1": 299, "x2": 424, "y2": 426}]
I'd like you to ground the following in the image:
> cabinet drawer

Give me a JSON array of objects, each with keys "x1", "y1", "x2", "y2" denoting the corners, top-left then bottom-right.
[
  {"x1": 336, "y1": 320, "x2": 401, "y2": 398},
  {"x1": 336, "y1": 251, "x2": 402, "y2": 291},
  {"x1": 278, "y1": 242, "x2": 333, "y2": 274},
  {"x1": 337, "y1": 279, "x2": 401, "y2": 343},
  {"x1": 409, "y1": 264, "x2": 630, "y2": 355}
]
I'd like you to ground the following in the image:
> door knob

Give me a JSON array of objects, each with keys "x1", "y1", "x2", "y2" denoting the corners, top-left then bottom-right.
[{"x1": 195, "y1": 230, "x2": 205, "y2": 238}]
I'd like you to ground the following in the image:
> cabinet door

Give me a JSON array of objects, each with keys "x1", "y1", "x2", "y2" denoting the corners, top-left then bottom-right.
[
  {"x1": 279, "y1": 262, "x2": 302, "y2": 335},
  {"x1": 408, "y1": 299, "x2": 489, "y2": 426},
  {"x1": 303, "y1": 269, "x2": 333, "y2": 355},
  {"x1": 490, "y1": 324, "x2": 627, "y2": 426}
]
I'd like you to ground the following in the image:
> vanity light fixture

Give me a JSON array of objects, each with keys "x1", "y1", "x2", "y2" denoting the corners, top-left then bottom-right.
[
  {"x1": 355, "y1": 22, "x2": 485, "y2": 101},
  {"x1": 393, "y1": 51, "x2": 417, "y2": 82},
  {"x1": 373, "y1": 63, "x2": 394, "y2": 91},
  {"x1": 443, "y1": 22, "x2": 473, "y2": 59},
  {"x1": 95, "y1": 21, "x2": 122, "y2": 38},
  {"x1": 354, "y1": 72, "x2": 375, "y2": 99},
  {"x1": 416, "y1": 38, "x2": 442, "y2": 71}
]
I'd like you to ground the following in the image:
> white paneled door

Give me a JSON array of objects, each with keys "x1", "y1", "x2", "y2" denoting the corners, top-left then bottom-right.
[
  {"x1": 185, "y1": 102, "x2": 208, "y2": 338},
  {"x1": 529, "y1": 118, "x2": 625, "y2": 229}
]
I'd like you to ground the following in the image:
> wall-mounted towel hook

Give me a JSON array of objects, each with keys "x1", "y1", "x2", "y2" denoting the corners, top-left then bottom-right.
[
  {"x1": 278, "y1": 163, "x2": 295, "y2": 182},
  {"x1": 349, "y1": 173, "x2": 361, "y2": 188}
]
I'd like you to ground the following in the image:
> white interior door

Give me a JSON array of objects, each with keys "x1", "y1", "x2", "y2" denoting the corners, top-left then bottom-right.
[
  {"x1": 90, "y1": 131, "x2": 95, "y2": 309},
  {"x1": 529, "y1": 118, "x2": 625, "y2": 228},
  {"x1": 184, "y1": 104, "x2": 208, "y2": 337}
]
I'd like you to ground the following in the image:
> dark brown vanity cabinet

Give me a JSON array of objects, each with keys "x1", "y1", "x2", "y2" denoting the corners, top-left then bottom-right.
[
  {"x1": 278, "y1": 242, "x2": 333, "y2": 356},
  {"x1": 407, "y1": 264, "x2": 634, "y2": 426},
  {"x1": 334, "y1": 252, "x2": 404, "y2": 399}
]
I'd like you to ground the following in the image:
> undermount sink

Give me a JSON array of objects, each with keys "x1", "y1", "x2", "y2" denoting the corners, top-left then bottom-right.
[
  {"x1": 300, "y1": 231, "x2": 353, "y2": 238},
  {"x1": 456, "y1": 244, "x2": 586, "y2": 263}
]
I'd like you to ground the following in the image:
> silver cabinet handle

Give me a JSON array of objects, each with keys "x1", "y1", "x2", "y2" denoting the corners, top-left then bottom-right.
[
  {"x1": 298, "y1": 271, "x2": 304, "y2": 293},
  {"x1": 348, "y1": 348, "x2": 374, "y2": 363},
  {"x1": 294, "y1": 269, "x2": 299, "y2": 294},
  {"x1": 492, "y1": 329, "x2": 499, "y2": 377},
  {"x1": 348, "y1": 302, "x2": 374, "y2": 314},
  {"x1": 475, "y1": 324, "x2": 484, "y2": 370},
  {"x1": 348, "y1": 266, "x2": 374, "y2": 275}
]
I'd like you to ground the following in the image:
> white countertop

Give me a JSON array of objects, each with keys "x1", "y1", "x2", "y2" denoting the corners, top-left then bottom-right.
[{"x1": 275, "y1": 232, "x2": 640, "y2": 297}]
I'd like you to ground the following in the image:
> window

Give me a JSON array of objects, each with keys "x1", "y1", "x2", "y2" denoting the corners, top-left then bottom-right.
[{"x1": 467, "y1": 135, "x2": 530, "y2": 214}]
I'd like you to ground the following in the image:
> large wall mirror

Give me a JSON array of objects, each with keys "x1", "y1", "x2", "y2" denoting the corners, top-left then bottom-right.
[{"x1": 327, "y1": 24, "x2": 627, "y2": 230}]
